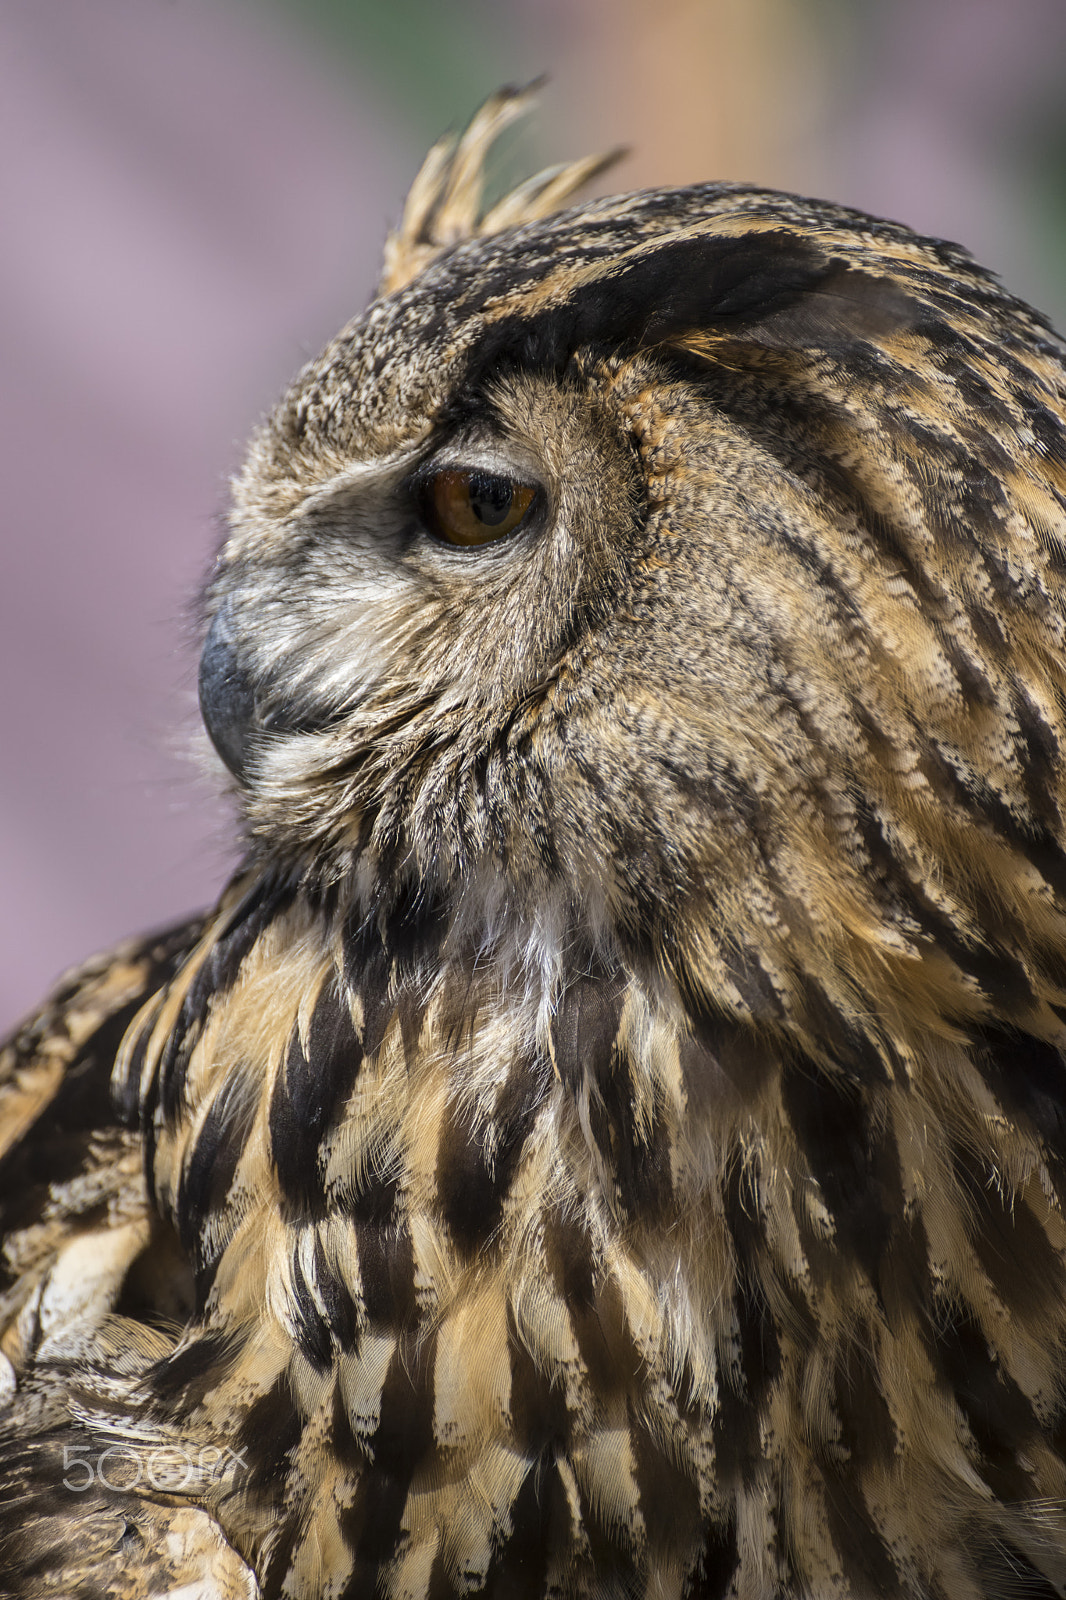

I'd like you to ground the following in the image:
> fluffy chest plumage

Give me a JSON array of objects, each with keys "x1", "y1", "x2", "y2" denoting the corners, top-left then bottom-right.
[{"x1": 73, "y1": 879, "x2": 1060, "y2": 1599}]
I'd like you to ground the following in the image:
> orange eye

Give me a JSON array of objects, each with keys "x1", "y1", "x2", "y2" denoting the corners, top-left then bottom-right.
[{"x1": 423, "y1": 467, "x2": 537, "y2": 547}]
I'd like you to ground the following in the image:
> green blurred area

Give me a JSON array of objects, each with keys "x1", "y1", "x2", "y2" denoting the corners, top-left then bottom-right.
[
  {"x1": 248, "y1": 0, "x2": 525, "y2": 143},
  {"x1": 242, "y1": 0, "x2": 561, "y2": 213}
]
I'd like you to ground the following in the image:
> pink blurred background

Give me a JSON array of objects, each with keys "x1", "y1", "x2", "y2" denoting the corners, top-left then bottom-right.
[{"x1": 3, "y1": 0, "x2": 1065, "y2": 1028}]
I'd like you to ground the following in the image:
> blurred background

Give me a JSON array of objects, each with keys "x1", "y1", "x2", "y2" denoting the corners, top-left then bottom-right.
[{"x1": 3, "y1": 0, "x2": 1066, "y2": 1027}]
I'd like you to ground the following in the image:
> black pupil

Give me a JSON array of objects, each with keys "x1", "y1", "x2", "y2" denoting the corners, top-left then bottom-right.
[{"x1": 468, "y1": 472, "x2": 514, "y2": 526}]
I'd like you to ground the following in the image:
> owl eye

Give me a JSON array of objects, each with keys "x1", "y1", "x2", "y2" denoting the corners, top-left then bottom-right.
[{"x1": 422, "y1": 467, "x2": 538, "y2": 547}]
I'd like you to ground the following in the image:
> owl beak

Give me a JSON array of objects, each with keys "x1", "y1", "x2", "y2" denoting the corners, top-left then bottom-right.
[{"x1": 199, "y1": 598, "x2": 258, "y2": 784}]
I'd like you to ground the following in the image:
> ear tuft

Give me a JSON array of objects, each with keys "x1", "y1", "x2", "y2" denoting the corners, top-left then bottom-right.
[{"x1": 378, "y1": 81, "x2": 623, "y2": 296}]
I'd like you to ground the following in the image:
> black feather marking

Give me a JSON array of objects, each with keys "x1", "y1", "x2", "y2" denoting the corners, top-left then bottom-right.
[
  {"x1": 342, "y1": 881, "x2": 449, "y2": 1070},
  {"x1": 338, "y1": 1473, "x2": 410, "y2": 1590},
  {"x1": 575, "y1": 1478, "x2": 639, "y2": 1582},
  {"x1": 543, "y1": 1210, "x2": 641, "y2": 1400},
  {"x1": 435, "y1": 1049, "x2": 549, "y2": 1252},
  {"x1": 328, "y1": 1373, "x2": 370, "y2": 1473},
  {"x1": 347, "y1": 1120, "x2": 401, "y2": 1224},
  {"x1": 112, "y1": 1013, "x2": 158, "y2": 1131},
  {"x1": 463, "y1": 235, "x2": 856, "y2": 383},
  {"x1": 44, "y1": 914, "x2": 202, "y2": 1127},
  {"x1": 378, "y1": 878, "x2": 450, "y2": 968},
  {"x1": 718, "y1": 1155, "x2": 781, "y2": 1473},
  {"x1": 336, "y1": 1332, "x2": 437, "y2": 1583},
  {"x1": 933, "y1": 1304, "x2": 1040, "y2": 1504},
  {"x1": 269, "y1": 976, "x2": 364, "y2": 1217},
  {"x1": 178, "y1": 1079, "x2": 257, "y2": 1297},
  {"x1": 552, "y1": 956, "x2": 675, "y2": 1216},
  {"x1": 1013, "y1": 683, "x2": 1063, "y2": 831},
  {"x1": 445, "y1": 237, "x2": 934, "y2": 440},
  {"x1": 506, "y1": 1301, "x2": 572, "y2": 1455},
  {"x1": 781, "y1": 1056, "x2": 899, "y2": 1287},
  {"x1": 236, "y1": 1377, "x2": 303, "y2": 1525},
  {"x1": 549, "y1": 957, "x2": 626, "y2": 1095},
  {"x1": 289, "y1": 1241, "x2": 334, "y2": 1373},
  {"x1": 159, "y1": 875, "x2": 295, "y2": 1125},
  {"x1": 425, "y1": 1554, "x2": 456, "y2": 1600},
  {"x1": 940, "y1": 632, "x2": 999, "y2": 710},
  {"x1": 955, "y1": 1142, "x2": 1066, "y2": 1324},
  {"x1": 1020, "y1": 394, "x2": 1066, "y2": 467},
  {"x1": 630, "y1": 1416, "x2": 703, "y2": 1557},
  {"x1": 481, "y1": 1459, "x2": 555, "y2": 1600},
  {"x1": 819, "y1": 1466, "x2": 906, "y2": 1599},
  {"x1": 149, "y1": 1329, "x2": 238, "y2": 1412},
  {"x1": 547, "y1": 953, "x2": 672, "y2": 1216},
  {"x1": 313, "y1": 1230, "x2": 359, "y2": 1351},
  {"x1": 587, "y1": 1045, "x2": 675, "y2": 1217},
  {"x1": 354, "y1": 1209, "x2": 415, "y2": 1327},
  {"x1": 722, "y1": 940, "x2": 788, "y2": 1023},
  {"x1": 972, "y1": 1542, "x2": 1063, "y2": 1600},
  {"x1": 373, "y1": 1328, "x2": 437, "y2": 1472},
  {"x1": 685, "y1": 1514, "x2": 740, "y2": 1600},
  {"x1": 284, "y1": 1235, "x2": 360, "y2": 1372},
  {"x1": 877, "y1": 1207, "x2": 935, "y2": 1337},
  {"x1": 832, "y1": 1324, "x2": 899, "y2": 1474},
  {"x1": 794, "y1": 973, "x2": 892, "y2": 1084},
  {"x1": 0, "y1": 1017, "x2": 128, "y2": 1253},
  {"x1": 974, "y1": 1026, "x2": 1066, "y2": 1163},
  {"x1": 342, "y1": 912, "x2": 395, "y2": 1061},
  {"x1": 678, "y1": 1005, "x2": 778, "y2": 1110}
]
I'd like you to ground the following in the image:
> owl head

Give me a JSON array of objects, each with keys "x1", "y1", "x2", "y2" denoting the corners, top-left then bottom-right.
[{"x1": 198, "y1": 87, "x2": 1066, "y2": 1069}]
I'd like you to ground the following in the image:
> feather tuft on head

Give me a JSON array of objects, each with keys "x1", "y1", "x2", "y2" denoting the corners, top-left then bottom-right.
[{"x1": 378, "y1": 80, "x2": 623, "y2": 296}]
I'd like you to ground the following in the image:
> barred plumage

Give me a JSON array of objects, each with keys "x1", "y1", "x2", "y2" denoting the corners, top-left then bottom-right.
[{"x1": 4, "y1": 86, "x2": 1066, "y2": 1598}]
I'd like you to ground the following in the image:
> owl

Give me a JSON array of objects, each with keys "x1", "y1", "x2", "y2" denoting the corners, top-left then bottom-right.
[{"x1": 4, "y1": 84, "x2": 1066, "y2": 1600}]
